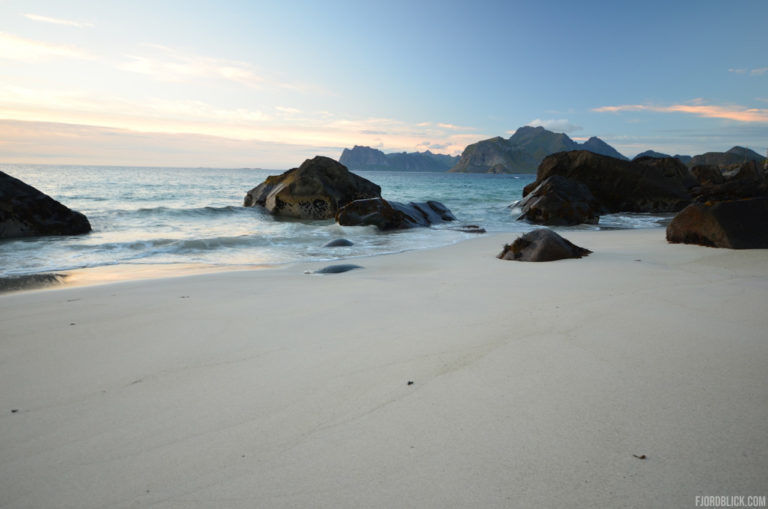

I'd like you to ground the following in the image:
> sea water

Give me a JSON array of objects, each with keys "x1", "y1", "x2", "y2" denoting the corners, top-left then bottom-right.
[{"x1": 0, "y1": 164, "x2": 670, "y2": 278}]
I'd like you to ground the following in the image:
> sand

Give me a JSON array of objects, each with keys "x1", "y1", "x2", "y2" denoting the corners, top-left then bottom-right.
[{"x1": 1, "y1": 228, "x2": 766, "y2": 508}]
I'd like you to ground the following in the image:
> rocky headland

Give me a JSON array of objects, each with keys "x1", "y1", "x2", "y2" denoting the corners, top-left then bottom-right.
[
  {"x1": 339, "y1": 146, "x2": 459, "y2": 172},
  {"x1": 449, "y1": 126, "x2": 627, "y2": 174}
]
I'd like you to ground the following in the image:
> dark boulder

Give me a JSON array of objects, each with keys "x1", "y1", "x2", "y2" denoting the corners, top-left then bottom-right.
[
  {"x1": 1, "y1": 171, "x2": 91, "y2": 239},
  {"x1": 666, "y1": 198, "x2": 768, "y2": 249},
  {"x1": 523, "y1": 151, "x2": 693, "y2": 214},
  {"x1": 336, "y1": 198, "x2": 455, "y2": 230},
  {"x1": 517, "y1": 175, "x2": 600, "y2": 225},
  {"x1": 244, "y1": 156, "x2": 381, "y2": 219},
  {"x1": 497, "y1": 229, "x2": 592, "y2": 262},
  {"x1": 691, "y1": 161, "x2": 767, "y2": 203}
]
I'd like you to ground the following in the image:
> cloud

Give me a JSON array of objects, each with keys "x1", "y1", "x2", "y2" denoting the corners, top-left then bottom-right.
[
  {"x1": 23, "y1": 13, "x2": 93, "y2": 28},
  {"x1": 117, "y1": 44, "x2": 264, "y2": 87},
  {"x1": 0, "y1": 32, "x2": 94, "y2": 61},
  {"x1": 525, "y1": 119, "x2": 583, "y2": 133},
  {"x1": 0, "y1": 84, "x2": 486, "y2": 162},
  {"x1": 728, "y1": 67, "x2": 767, "y2": 76},
  {"x1": 593, "y1": 102, "x2": 768, "y2": 123}
]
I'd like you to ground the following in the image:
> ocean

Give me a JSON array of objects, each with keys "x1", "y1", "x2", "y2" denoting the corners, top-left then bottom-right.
[{"x1": 0, "y1": 164, "x2": 670, "y2": 279}]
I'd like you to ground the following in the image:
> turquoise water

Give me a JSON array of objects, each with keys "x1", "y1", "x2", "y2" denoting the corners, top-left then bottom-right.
[{"x1": 0, "y1": 164, "x2": 668, "y2": 277}]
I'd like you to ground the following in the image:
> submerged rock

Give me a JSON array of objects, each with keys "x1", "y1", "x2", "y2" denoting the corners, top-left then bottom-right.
[
  {"x1": 497, "y1": 229, "x2": 591, "y2": 262},
  {"x1": 336, "y1": 198, "x2": 455, "y2": 230},
  {"x1": 244, "y1": 156, "x2": 381, "y2": 219},
  {"x1": 312, "y1": 264, "x2": 363, "y2": 274},
  {"x1": 666, "y1": 198, "x2": 768, "y2": 249},
  {"x1": 323, "y1": 238, "x2": 354, "y2": 247},
  {"x1": 0, "y1": 171, "x2": 91, "y2": 239}
]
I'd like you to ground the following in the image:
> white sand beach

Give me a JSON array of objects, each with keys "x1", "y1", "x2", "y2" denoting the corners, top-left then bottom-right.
[{"x1": 1, "y1": 228, "x2": 766, "y2": 508}]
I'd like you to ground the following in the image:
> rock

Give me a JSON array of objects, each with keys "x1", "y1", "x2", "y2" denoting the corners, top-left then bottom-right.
[
  {"x1": 336, "y1": 198, "x2": 456, "y2": 230},
  {"x1": 244, "y1": 156, "x2": 381, "y2": 219},
  {"x1": 312, "y1": 264, "x2": 363, "y2": 274},
  {"x1": 666, "y1": 198, "x2": 768, "y2": 249},
  {"x1": 523, "y1": 151, "x2": 693, "y2": 214},
  {"x1": 323, "y1": 238, "x2": 354, "y2": 247},
  {"x1": 497, "y1": 229, "x2": 592, "y2": 262},
  {"x1": 690, "y1": 165, "x2": 724, "y2": 186},
  {"x1": 449, "y1": 224, "x2": 486, "y2": 234},
  {"x1": 517, "y1": 175, "x2": 600, "y2": 225},
  {"x1": 0, "y1": 171, "x2": 91, "y2": 239},
  {"x1": 691, "y1": 161, "x2": 767, "y2": 203}
]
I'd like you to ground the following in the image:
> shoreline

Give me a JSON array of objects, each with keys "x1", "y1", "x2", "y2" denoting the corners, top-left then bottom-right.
[{"x1": 1, "y1": 228, "x2": 767, "y2": 508}]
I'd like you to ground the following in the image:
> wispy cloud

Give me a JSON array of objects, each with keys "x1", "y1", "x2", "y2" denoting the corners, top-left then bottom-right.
[
  {"x1": 117, "y1": 44, "x2": 264, "y2": 87},
  {"x1": 593, "y1": 102, "x2": 768, "y2": 123},
  {"x1": 23, "y1": 13, "x2": 93, "y2": 28},
  {"x1": 524, "y1": 118, "x2": 583, "y2": 133},
  {"x1": 728, "y1": 66, "x2": 767, "y2": 76},
  {"x1": 0, "y1": 31, "x2": 94, "y2": 61},
  {"x1": 0, "y1": 84, "x2": 482, "y2": 158}
]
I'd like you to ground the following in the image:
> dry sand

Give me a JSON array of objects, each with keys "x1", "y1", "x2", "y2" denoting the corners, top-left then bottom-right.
[{"x1": 1, "y1": 228, "x2": 766, "y2": 508}]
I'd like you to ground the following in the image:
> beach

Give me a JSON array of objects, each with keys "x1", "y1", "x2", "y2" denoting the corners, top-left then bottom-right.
[{"x1": 1, "y1": 228, "x2": 766, "y2": 508}]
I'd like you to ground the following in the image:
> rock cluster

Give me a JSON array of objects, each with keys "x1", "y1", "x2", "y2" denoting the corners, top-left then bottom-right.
[
  {"x1": 246, "y1": 156, "x2": 457, "y2": 230},
  {"x1": 519, "y1": 151, "x2": 694, "y2": 225},
  {"x1": 1, "y1": 171, "x2": 91, "y2": 239}
]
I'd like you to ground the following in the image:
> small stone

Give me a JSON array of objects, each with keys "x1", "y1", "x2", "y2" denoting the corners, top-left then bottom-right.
[{"x1": 407, "y1": 381, "x2": 414, "y2": 386}]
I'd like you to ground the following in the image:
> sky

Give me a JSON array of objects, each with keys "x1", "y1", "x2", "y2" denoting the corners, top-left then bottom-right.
[{"x1": 1, "y1": 0, "x2": 767, "y2": 168}]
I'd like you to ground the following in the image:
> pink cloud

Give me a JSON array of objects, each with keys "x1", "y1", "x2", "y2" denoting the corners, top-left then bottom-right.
[{"x1": 593, "y1": 103, "x2": 768, "y2": 123}]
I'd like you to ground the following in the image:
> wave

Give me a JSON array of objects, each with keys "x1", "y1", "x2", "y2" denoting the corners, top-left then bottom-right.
[{"x1": 106, "y1": 205, "x2": 258, "y2": 219}]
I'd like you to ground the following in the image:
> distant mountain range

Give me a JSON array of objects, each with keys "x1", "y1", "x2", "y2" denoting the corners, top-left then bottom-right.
[
  {"x1": 340, "y1": 127, "x2": 765, "y2": 174},
  {"x1": 448, "y1": 126, "x2": 627, "y2": 173},
  {"x1": 339, "y1": 146, "x2": 459, "y2": 172}
]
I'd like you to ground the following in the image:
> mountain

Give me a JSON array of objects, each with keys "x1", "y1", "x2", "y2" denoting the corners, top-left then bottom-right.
[
  {"x1": 449, "y1": 126, "x2": 627, "y2": 173},
  {"x1": 339, "y1": 146, "x2": 459, "y2": 172},
  {"x1": 689, "y1": 146, "x2": 764, "y2": 168},
  {"x1": 633, "y1": 150, "x2": 671, "y2": 160},
  {"x1": 633, "y1": 150, "x2": 692, "y2": 165}
]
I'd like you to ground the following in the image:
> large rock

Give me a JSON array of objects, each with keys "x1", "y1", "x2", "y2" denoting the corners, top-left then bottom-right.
[
  {"x1": 517, "y1": 175, "x2": 600, "y2": 225},
  {"x1": 523, "y1": 151, "x2": 694, "y2": 214},
  {"x1": 497, "y1": 228, "x2": 591, "y2": 262},
  {"x1": 336, "y1": 198, "x2": 455, "y2": 230},
  {"x1": 666, "y1": 198, "x2": 768, "y2": 249},
  {"x1": 691, "y1": 161, "x2": 767, "y2": 203},
  {"x1": 244, "y1": 156, "x2": 381, "y2": 219},
  {"x1": 0, "y1": 171, "x2": 91, "y2": 239}
]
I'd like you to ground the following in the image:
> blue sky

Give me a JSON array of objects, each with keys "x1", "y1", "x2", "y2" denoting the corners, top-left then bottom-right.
[{"x1": 1, "y1": 0, "x2": 766, "y2": 167}]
